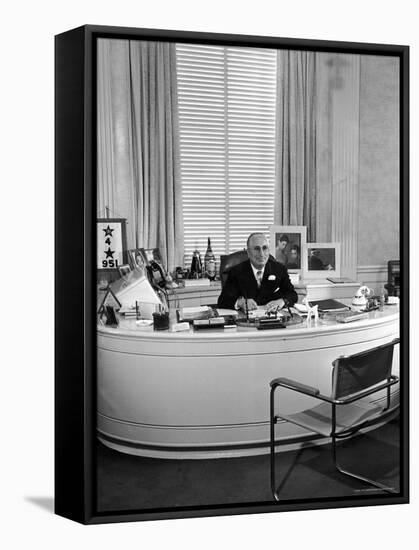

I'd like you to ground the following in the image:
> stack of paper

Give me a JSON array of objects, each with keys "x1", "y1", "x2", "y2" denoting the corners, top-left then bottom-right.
[
  {"x1": 179, "y1": 306, "x2": 214, "y2": 321},
  {"x1": 293, "y1": 303, "x2": 309, "y2": 314},
  {"x1": 183, "y1": 279, "x2": 211, "y2": 287}
]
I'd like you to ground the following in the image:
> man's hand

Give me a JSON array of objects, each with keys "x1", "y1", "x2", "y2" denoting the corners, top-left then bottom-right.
[
  {"x1": 265, "y1": 298, "x2": 285, "y2": 313},
  {"x1": 236, "y1": 297, "x2": 258, "y2": 312}
]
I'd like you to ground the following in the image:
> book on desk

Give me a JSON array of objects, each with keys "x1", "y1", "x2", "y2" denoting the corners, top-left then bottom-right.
[
  {"x1": 326, "y1": 277, "x2": 355, "y2": 284},
  {"x1": 308, "y1": 299, "x2": 349, "y2": 313}
]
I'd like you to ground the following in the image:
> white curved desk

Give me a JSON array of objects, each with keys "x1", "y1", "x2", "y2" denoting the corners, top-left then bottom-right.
[{"x1": 97, "y1": 308, "x2": 399, "y2": 459}]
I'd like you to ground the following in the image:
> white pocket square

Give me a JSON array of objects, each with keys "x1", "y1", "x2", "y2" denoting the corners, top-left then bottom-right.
[
  {"x1": 274, "y1": 287, "x2": 280, "y2": 292},
  {"x1": 268, "y1": 274, "x2": 276, "y2": 280}
]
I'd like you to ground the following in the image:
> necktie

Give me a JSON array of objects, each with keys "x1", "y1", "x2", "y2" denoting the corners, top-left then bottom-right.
[{"x1": 256, "y1": 270, "x2": 262, "y2": 288}]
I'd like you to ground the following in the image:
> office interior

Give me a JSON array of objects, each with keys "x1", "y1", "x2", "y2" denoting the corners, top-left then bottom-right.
[{"x1": 96, "y1": 38, "x2": 401, "y2": 511}]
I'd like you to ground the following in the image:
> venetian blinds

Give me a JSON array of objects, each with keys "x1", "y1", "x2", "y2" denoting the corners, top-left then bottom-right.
[{"x1": 176, "y1": 43, "x2": 277, "y2": 263}]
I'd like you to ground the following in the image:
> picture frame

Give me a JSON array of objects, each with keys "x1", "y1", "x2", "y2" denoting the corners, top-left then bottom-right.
[
  {"x1": 127, "y1": 248, "x2": 147, "y2": 272},
  {"x1": 96, "y1": 218, "x2": 128, "y2": 283},
  {"x1": 303, "y1": 242, "x2": 341, "y2": 279},
  {"x1": 139, "y1": 247, "x2": 167, "y2": 287},
  {"x1": 55, "y1": 25, "x2": 409, "y2": 525},
  {"x1": 118, "y1": 264, "x2": 131, "y2": 279},
  {"x1": 269, "y1": 225, "x2": 307, "y2": 274},
  {"x1": 139, "y1": 247, "x2": 166, "y2": 272}
]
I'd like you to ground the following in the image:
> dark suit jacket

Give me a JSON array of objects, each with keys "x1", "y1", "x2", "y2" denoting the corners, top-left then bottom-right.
[{"x1": 217, "y1": 258, "x2": 298, "y2": 309}]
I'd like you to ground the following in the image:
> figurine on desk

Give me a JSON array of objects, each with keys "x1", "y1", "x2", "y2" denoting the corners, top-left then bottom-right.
[{"x1": 302, "y1": 296, "x2": 319, "y2": 325}]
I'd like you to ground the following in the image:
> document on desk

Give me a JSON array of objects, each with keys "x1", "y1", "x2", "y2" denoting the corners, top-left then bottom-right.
[
  {"x1": 216, "y1": 307, "x2": 267, "y2": 319},
  {"x1": 247, "y1": 307, "x2": 268, "y2": 319},
  {"x1": 215, "y1": 308, "x2": 238, "y2": 317},
  {"x1": 179, "y1": 305, "x2": 214, "y2": 321},
  {"x1": 293, "y1": 303, "x2": 309, "y2": 315},
  {"x1": 182, "y1": 306, "x2": 211, "y2": 315}
]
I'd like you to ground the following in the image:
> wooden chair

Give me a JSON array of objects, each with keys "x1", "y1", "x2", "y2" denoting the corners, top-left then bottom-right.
[{"x1": 269, "y1": 339, "x2": 400, "y2": 501}]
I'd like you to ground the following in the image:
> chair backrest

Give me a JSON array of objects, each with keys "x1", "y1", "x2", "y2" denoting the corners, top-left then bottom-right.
[
  {"x1": 386, "y1": 260, "x2": 400, "y2": 297},
  {"x1": 331, "y1": 339, "x2": 399, "y2": 399},
  {"x1": 219, "y1": 250, "x2": 249, "y2": 287}
]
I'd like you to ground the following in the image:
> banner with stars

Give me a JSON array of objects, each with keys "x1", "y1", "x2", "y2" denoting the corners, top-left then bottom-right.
[{"x1": 97, "y1": 220, "x2": 124, "y2": 269}]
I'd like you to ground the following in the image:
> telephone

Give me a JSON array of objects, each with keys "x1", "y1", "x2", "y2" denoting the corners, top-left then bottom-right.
[
  {"x1": 145, "y1": 260, "x2": 178, "y2": 291},
  {"x1": 351, "y1": 285, "x2": 373, "y2": 310},
  {"x1": 146, "y1": 260, "x2": 166, "y2": 289}
]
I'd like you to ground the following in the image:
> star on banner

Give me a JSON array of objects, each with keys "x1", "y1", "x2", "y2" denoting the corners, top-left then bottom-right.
[
  {"x1": 102, "y1": 225, "x2": 114, "y2": 237},
  {"x1": 105, "y1": 247, "x2": 115, "y2": 259}
]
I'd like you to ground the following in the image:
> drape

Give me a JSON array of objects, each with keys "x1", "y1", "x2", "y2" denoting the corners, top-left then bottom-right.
[
  {"x1": 275, "y1": 50, "x2": 317, "y2": 242},
  {"x1": 97, "y1": 39, "x2": 183, "y2": 271}
]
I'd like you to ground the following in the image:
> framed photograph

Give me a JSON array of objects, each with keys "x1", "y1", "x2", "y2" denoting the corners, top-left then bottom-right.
[
  {"x1": 55, "y1": 25, "x2": 409, "y2": 525},
  {"x1": 269, "y1": 225, "x2": 307, "y2": 274},
  {"x1": 127, "y1": 248, "x2": 147, "y2": 272},
  {"x1": 303, "y1": 242, "x2": 341, "y2": 279},
  {"x1": 118, "y1": 264, "x2": 131, "y2": 279},
  {"x1": 139, "y1": 247, "x2": 167, "y2": 287},
  {"x1": 140, "y1": 247, "x2": 165, "y2": 272}
]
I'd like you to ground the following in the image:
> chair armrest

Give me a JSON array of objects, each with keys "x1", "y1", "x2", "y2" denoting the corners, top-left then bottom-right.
[
  {"x1": 270, "y1": 377, "x2": 320, "y2": 397},
  {"x1": 336, "y1": 375, "x2": 399, "y2": 404}
]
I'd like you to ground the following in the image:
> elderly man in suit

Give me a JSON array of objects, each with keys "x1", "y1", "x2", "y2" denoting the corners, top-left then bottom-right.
[{"x1": 217, "y1": 232, "x2": 298, "y2": 312}]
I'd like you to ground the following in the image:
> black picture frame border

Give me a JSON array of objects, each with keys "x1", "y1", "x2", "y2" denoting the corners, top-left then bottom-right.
[{"x1": 55, "y1": 24, "x2": 409, "y2": 525}]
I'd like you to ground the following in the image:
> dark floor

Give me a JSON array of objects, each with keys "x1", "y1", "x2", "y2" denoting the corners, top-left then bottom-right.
[{"x1": 96, "y1": 418, "x2": 400, "y2": 512}]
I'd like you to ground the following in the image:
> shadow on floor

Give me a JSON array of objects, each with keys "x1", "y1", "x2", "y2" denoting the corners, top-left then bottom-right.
[
  {"x1": 25, "y1": 496, "x2": 54, "y2": 514},
  {"x1": 96, "y1": 418, "x2": 400, "y2": 512}
]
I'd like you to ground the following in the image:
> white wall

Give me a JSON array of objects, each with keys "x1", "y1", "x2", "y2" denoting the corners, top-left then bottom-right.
[
  {"x1": 358, "y1": 55, "x2": 400, "y2": 266},
  {"x1": 356, "y1": 56, "x2": 400, "y2": 290}
]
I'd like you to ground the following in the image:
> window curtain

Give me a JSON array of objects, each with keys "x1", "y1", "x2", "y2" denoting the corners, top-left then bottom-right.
[
  {"x1": 275, "y1": 50, "x2": 317, "y2": 241},
  {"x1": 97, "y1": 39, "x2": 183, "y2": 271}
]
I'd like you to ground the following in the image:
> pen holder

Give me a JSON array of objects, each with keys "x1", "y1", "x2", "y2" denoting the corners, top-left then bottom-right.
[{"x1": 152, "y1": 311, "x2": 170, "y2": 331}]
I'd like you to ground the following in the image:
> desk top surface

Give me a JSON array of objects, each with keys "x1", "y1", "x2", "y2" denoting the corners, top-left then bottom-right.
[
  {"x1": 98, "y1": 305, "x2": 399, "y2": 341},
  {"x1": 168, "y1": 278, "x2": 359, "y2": 293}
]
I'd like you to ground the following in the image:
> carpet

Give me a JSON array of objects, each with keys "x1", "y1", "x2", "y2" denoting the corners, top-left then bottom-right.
[{"x1": 96, "y1": 417, "x2": 400, "y2": 512}]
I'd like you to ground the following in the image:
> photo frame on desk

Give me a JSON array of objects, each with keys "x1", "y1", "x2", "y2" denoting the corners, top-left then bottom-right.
[
  {"x1": 302, "y1": 242, "x2": 341, "y2": 279},
  {"x1": 55, "y1": 25, "x2": 409, "y2": 525},
  {"x1": 118, "y1": 264, "x2": 132, "y2": 279},
  {"x1": 139, "y1": 247, "x2": 166, "y2": 272},
  {"x1": 269, "y1": 225, "x2": 307, "y2": 274},
  {"x1": 127, "y1": 248, "x2": 147, "y2": 273},
  {"x1": 139, "y1": 247, "x2": 167, "y2": 288}
]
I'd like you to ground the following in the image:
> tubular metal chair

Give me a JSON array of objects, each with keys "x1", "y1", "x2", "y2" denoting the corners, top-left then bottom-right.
[{"x1": 269, "y1": 338, "x2": 400, "y2": 501}]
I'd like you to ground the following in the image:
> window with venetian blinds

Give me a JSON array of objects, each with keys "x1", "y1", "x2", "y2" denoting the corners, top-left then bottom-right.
[{"x1": 176, "y1": 43, "x2": 277, "y2": 265}]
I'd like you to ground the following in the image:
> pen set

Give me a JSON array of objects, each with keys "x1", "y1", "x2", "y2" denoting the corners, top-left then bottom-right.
[
  {"x1": 156, "y1": 303, "x2": 167, "y2": 314},
  {"x1": 152, "y1": 302, "x2": 170, "y2": 330}
]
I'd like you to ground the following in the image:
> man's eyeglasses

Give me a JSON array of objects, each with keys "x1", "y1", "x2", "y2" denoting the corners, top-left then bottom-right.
[{"x1": 250, "y1": 245, "x2": 269, "y2": 252}]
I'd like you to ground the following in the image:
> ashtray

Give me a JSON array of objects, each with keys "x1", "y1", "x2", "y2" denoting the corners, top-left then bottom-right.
[{"x1": 135, "y1": 319, "x2": 153, "y2": 327}]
